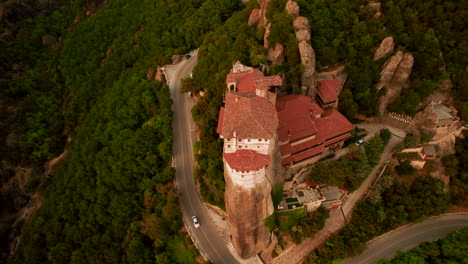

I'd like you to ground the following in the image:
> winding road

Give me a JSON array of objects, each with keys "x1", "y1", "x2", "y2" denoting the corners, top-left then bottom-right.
[
  {"x1": 342, "y1": 213, "x2": 468, "y2": 264},
  {"x1": 168, "y1": 51, "x2": 240, "y2": 264}
]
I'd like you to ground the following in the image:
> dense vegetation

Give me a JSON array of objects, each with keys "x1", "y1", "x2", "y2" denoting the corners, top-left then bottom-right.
[
  {"x1": 6, "y1": 0, "x2": 242, "y2": 263},
  {"x1": 378, "y1": 227, "x2": 468, "y2": 264},
  {"x1": 304, "y1": 174, "x2": 450, "y2": 264},
  {"x1": 442, "y1": 130, "x2": 468, "y2": 207},
  {"x1": 309, "y1": 129, "x2": 391, "y2": 191},
  {"x1": 291, "y1": 0, "x2": 467, "y2": 117}
]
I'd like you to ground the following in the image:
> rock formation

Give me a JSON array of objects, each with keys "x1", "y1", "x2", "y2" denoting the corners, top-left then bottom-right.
[
  {"x1": 248, "y1": 0, "x2": 271, "y2": 28},
  {"x1": 224, "y1": 170, "x2": 273, "y2": 259},
  {"x1": 263, "y1": 22, "x2": 271, "y2": 48},
  {"x1": 378, "y1": 51, "x2": 414, "y2": 115},
  {"x1": 268, "y1": 43, "x2": 285, "y2": 65},
  {"x1": 367, "y1": 1, "x2": 381, "y2": 18},
  {"x1": 285, "y1": 1, "x2": 317, "y2": 97},
  {"x1": 285, "y1": 0, "x2": 299, "y2": 16},
  {"x1": 376, "y1": 51, "x2": 403, "y2": 91},
  {"x1": 373, "y1": 36, "x2": 394, "y2": 61}
]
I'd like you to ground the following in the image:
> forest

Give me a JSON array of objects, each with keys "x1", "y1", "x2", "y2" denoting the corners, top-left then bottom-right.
[
  {"x1": 1, "y1": 0, "x2": 466, "y2": 262},
  {"x1": 377, "y1": 227, "x2": 468, "y2": 264},
  {"x1": 4, "y1": 0, "x2": 241, "y2": 263}
]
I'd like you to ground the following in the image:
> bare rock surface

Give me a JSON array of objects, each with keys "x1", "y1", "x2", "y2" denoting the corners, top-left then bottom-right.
[
  {"x1": 293, "y1": 16, "x2": 310, "y2": 42},
  {"x1": 225, "y1": 172, "x2": 273, "y2": 259},
  {"x1": 248, "y1": 8, "x2": 262, "y2": 27},
  {"x1": 378, "y1": 52, "x2": 414, "y2": 115},
  {"x1": 264, "y1": 22, "x2": 271, "y2": 48},
  {"x1": 268, "y1": 43, "x2": 285, "y2": 66},
  {"x1": 285, "y1": 0, "x2": 299, "y2": 16},
  {"x1": 373, "y1": 36, "x2": 394, "y2": 61},
  {"x1": 376, "y1": 51, "x2": 403, "y2": 91},
  {"x1": 248, "y1": 0, "x2": 271, "y2": 28},
  {"x1": 297, "y1": 34, "x2": 316, "y2": 97},
  {"x1": 438, "y1": 79, "x2": 453, "y2": 91},
  {"x1": 367, "y1": 1, "x2": 381, "y2": 12}
]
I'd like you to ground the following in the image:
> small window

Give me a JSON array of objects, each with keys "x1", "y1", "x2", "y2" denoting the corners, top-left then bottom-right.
[
  {"x1": 248, "y1": 139, "x2": 251, "y2": 142},
  {"x1": 239, "y1": 145, "x2": 242, "y2": 148},
  {"x1": 257, "y1": 146, "x2": 260, "y2": 148},
  {"x1": 228, "y1": 145, "x2": 231, "y2": 148}
]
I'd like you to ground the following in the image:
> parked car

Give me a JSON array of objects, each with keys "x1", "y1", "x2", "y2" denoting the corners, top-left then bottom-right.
[
  {"x1": 355, "y1": 139, "x2": 364, "y2": 146},
  {"x1": 192, "y1": 216, "x2": 200, "y2": 228},
  {"x1": 184, "y1": 54, "x2": 191, "y2": 60}
]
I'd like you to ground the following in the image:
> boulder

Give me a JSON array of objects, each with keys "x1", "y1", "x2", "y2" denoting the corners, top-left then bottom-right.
[
  {"x1": 268, "y1": 43, "x2": 284, "y2": 65},
  {"x1": 373, "y1": 36, "x2": 394, "y2": 61},
  {"x1": 285, "y1": 0, "x2": 299, "y2": 16},
  {"x1": 367, "y1": 1, "x2": 381, "y2": 13},
  {"x1": 293, "y1": 16, "x2": 310, "y2": 42},
  {"x1": 154, "y1": 68, "x2": 164, "y2": 83},
  {"x1": 376, "y1": 51, "x2": 403, "y2": 91},
  {"x1": 438, "y1": 79, "x2": 453, "y2": 91},
  {"x1": 378, "y1": 52, "x2": 414, "y2": 115},
  {"x1": 248, "y1": 0, "x2": 271, "y2": 28},
  {"x1": 248, "y1": 8, "x2": 262, "y2": 27}
]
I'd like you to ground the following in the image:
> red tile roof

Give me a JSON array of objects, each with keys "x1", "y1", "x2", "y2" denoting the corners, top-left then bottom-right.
[
  {"x1": 317, "y1": 79, "x2": 340, "y2": 103},
  {"x1": 277, "y1": 95, "x2": 352, "y2": 165},
  {"x1": 324, "y1": 133, "x2": 352, "y2": 146},
  {"x1": 219, "y1": 93, "x2": 278, "y2": 139},
  {"x1": 223, "y1": 149, "x2": 271, "y2": 171},
  {"x1": 276, "y1": 95, "x2": 323, "y2": 142},
  {"x1": 217, "y1": 107, "x2": 225, "y2": 134},
  {"x1": 226, "y1": 67, "x2": 282, "y2": 96},
  {"x1": 292, "y1": 145, "x2": 325, "y2": 163}
]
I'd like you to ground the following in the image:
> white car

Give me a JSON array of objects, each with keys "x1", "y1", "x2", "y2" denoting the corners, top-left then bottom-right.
[
  {"x1": 355, "y1": 139, "x2": 364, "y2": 146},
  {"x1": 192, "y1": 216, "x2": 200, "y2": 228}
]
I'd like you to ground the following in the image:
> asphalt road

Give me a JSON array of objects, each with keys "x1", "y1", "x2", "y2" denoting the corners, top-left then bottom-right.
[
  {"x1": 168, "y1": 51, "x2": 240, "y2": 264},
  {"x1": 342, "y1": 213, "x2": 468, "y2": 264}
]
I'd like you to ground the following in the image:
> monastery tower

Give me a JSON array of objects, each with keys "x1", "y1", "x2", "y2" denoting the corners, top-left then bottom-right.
[{"x1": 217, "y1": 62, "x2": 282, "y2": 258}]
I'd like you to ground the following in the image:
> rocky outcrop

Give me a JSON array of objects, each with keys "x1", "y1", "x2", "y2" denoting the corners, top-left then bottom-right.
[
  {"x1": 288, "y1": 1, "x2": 317, "y2": 97},
  {"x1": 378, "y1": 51, "x2": 414, "y2": 114},
  {"x1": 268, "y1": 43, "x2": 285, "y2": 65},
  {"x1": 225, "y1": 168, "x2": 274, "y2": 259},
  {"x1": 285, "y1": 0, "x2": 299, "y2": 16},
  {"x1": 293, "y1": 16, "x2": 310, "y2": 42},
  {"x1": 376, "y1": 51, "x2": 403, "y2": 91},
  {"x1": 373, "y1": 36, "x2": 394, "y2": 61},
  {"x1": 367, "y1": 1, "x2": 381, "y2": 18},
  {"x1": 298, "y1": 40, "x2": 316, "y2": 97},
  {"x1": 248, "y1": 0, "x2": 271, "y2": 28},
  {"x1": 438, "y1": 79, "x2": 453, "y2": 91}
]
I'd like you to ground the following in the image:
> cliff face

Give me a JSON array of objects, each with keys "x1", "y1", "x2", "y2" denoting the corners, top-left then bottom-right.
[
  {"x1": 377, "y1": 51, "x2": 414, "y2": 115},
  {"x1": 224, "y1": 169, "x2": 274, "y2": 259},
  {"x1": 293, "y1": 15, "x2": 316, "y2": 97}
]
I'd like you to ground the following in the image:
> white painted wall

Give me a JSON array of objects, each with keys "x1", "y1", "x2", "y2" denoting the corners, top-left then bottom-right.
[{"x1": 225, "y1": 161, "x2": 267, "y2": 188}]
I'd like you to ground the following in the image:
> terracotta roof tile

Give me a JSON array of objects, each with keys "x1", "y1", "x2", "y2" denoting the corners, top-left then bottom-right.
[
  {"x1": 317, "y1": 79, "x2": 340, "y2": 103},
  {"x1": 217, "y1": 107, "x2": 225, "y2": 134},
  {"x1": 223, "y1": 149, "x2": 271, "y2": 171}
]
